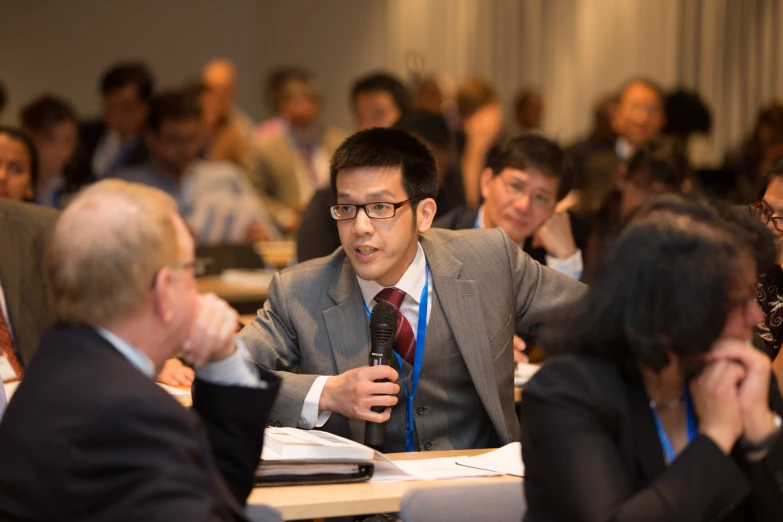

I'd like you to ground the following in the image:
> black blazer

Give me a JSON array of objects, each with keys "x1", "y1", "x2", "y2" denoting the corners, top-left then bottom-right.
[
  {"x1": 433, "y1": 206, "x2": 590, "y2": 268},
  {"x1": 0, "y1": 326, "x2": 281, "y2": 522},
  {"x1": 67, "y1": 120, "x2": 148, "y2": 191},
  {"x1": 520, "y1": 353, "x2": 783, "y2": 522}
]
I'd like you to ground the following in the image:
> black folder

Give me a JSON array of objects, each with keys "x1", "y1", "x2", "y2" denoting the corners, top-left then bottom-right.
[{"x1": 254, "y1": 459, "x2": 375, "y2": 487}]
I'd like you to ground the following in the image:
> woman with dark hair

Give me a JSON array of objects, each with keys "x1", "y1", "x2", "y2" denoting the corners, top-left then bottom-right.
[
  {"x1": 521, "y1": 196, "x2": 783, "y2": 521},
  {"x1": 20, "y1": 95, "x2": 78, "y2": 207},
  {"x1": 0, "y1": 126, "x2": 38, "y2": 202}
]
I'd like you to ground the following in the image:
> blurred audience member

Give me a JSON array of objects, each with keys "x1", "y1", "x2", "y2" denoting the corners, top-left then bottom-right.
[
  {"x1": 435, "y1": 134, "x2": 586, "y2": 280},
  {"x1": 568, "y1": 93, "x2": 619, "y2": 183},
  {"x1": 456, "y1": 76, "x2": 503, "y2": 206},
  {"x1": 253, "y1": 68, "x2": 296, "y2": 143},
  {"x1": 114, "y1": 89, "x2": 276, "y2": 245},
  {"x1": 401, "y1": 110, "x2": 465, "y2": 216},
  {"x1": 663, "y1": 89, "x2": 714, "y2": 168},
  {"x1": 0, "y1": 82, "x2": 6, "y2": 121},
  {"x1": 584, "y1": 141, "x2": 689, "y2": 281},
  {"x1": 19, "y1": 95, "x2": 78, "y2": 207},
  {"x1": 514, "y1": 87, "x2": 544, "y2": 134},
  {"x1": 412, "y1": 75, "x2": 445, "y2": 115},
  {"x1": 200, "y1": 59, "x2": 253, "y2": 168},
  {"x1": 248, "y1": 68, "x2": 346, "y2": 235},
  {"x1": 0, "y1": 198, "x2": 57, "y2": 383},
  {"x1": 351, "y1": 72, "x2": 411, "y2": 131},
  {"x1": 70, "y1": 62, "x2": 154, "y2": 191},
  {"x1": 750, "y1": 158, "x2": 783, "y2": 384},
  {"x1": 575, "y1": 79, "x2": 666, "y2": 213},
  {"x1": 0, "y1": 179, "x2": 280, "y2": 520},
  {"x1": 522, "y1": 196, "x2": 783, "y2": 521},
  {"x1": 296, "y1": 72, "x2": 412, "y2": 262},
  {"x1": 0, "y1": 127, "x2": 37, "y2": 202},
  {"x1": 724, "y1": 102, "x2": 783, "y2": 204}
]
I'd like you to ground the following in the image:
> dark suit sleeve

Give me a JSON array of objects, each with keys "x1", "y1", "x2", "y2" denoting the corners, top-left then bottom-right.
[
  {"x1": 521, "y1": 358, "x2": 760, "y2": 522},
  {"x1": 192, "y1": 370, "x2": 281, "y2": 503},
  {"x1": 296, "y1": 187, "x2": 341, "y2": 263},
  {"x1": 63, "y1": 378, "x2": 279, "y2": 522}
]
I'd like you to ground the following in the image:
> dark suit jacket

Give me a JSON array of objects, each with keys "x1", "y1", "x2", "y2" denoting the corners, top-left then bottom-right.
[
  {"x1": 67, "y1": 119, "x2": 148, "y2": 191},
  {"x1": 0, "y1": 198, "x2": 58, "y2": 366},
  {"x1": 296, "y1": 186, "x2": 341, "y2": 263},
  {"x1": 520, "y1": 353, "x2": 783, "y2": 522},
  {"x1": 0, "y1": 326, "x2": 281, "y2": 522},
  {"x1": 433, "y1": 206, "x2": 589, "y2": 268}
]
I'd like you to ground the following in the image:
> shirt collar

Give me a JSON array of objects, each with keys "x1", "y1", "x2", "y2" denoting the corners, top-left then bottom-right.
[
  {"x1": 96, "y1": 327, "x2": 156, "y2": 379},
  {"x1": 357, "y1": 243, "x2": 427, "y2": 306},
  {"x1": 616, "y1": 137, "x2": 634, "y2": 161}
]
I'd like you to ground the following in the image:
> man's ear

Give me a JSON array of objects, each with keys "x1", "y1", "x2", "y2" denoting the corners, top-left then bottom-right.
[
  {"x1": 416, "y1": 198, "x2": 437, "y2": 233},
  {"x1": 480, "y1": 167, "x2": 495, "y2": 201},
  {"x1": 151, "y1": 267, "x2": 174, "y2": 324}
]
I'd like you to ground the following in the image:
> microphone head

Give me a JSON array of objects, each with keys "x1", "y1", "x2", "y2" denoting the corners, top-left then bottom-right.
[{"x1": 370, "y1": 301, "x2": 397, "y2": 345}]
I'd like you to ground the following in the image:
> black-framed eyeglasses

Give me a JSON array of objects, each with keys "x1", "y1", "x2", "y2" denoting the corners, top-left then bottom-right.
[
  {"x1": 750, "y1": 201, "x2": 783, "y2": 232},
  {"x1": 329, "y1": 198, "x2": 420, "y2": 221}
]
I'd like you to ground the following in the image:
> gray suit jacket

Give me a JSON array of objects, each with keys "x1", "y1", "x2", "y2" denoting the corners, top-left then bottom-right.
[
  {"x1": 0, "y1": 199, "x2": 58, "y2": 366},
  {"x1": 240, "y1": 227, "x2": 586, "y2": 447}
]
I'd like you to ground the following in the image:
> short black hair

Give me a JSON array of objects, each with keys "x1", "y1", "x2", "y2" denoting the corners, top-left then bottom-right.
[
  {"x1": 100, "y1": 62, "x2": 155, "y2": 102},
  {"x1": 488, "y1": 134, "x2": 573, "y2": 201},
  {"x1": 351, "y1": 72, "x2": 411, "y2": 125},
  {"x1": 398, "y1": 110, "x2": 451, "y2": 151},
  {"x1": 146, "y1": 89, "x2": 202, "y2": 132},
  {"x1": 663, "y1": 89, "x2": 712, "y2": 135},
  {"x1": 543, "y1": 195, "x2": 771, "y2": 373},
  {"x1": 20, "y1": 95, "x2": 78, "y2": 133},
  {"x1": 330, "y1": 127, "x2": 438, "y2": 202},
  {"x1": 0, "y1": 126, "x2": 39, "y2": 194},
  {"x1": 625, "y1": 140, "x2": 690, "y2": 191},
  {"x1": 761, "y1": 156, "x2": 783, "y2": 195}
]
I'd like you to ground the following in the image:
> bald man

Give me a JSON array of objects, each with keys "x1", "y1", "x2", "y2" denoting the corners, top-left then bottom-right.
[
  {"x1": 202, "y1": 59, "x2": 254, "y2": 138},
  {"x1": 0, "y1": 180, "x2": 280, "y2": 521}
]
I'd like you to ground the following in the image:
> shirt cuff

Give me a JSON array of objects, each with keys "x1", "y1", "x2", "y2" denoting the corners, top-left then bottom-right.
[
  {"x1": 545, "y1": 249, "x2": 583, "y2": 280},
  {"x1": 298, "y1": 375, "x2": 332, "y2": 429},
  {"x1": 195, "y1": 339, "x2": 268, "y2": 389}
]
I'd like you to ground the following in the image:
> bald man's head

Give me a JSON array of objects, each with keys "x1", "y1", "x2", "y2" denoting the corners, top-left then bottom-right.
[
  {"x1": 46, "y1": 180, "x2": 182, "y2": 327},
  {"x1": 202, "y1": 59, "x2": 238, "y2": 119}
]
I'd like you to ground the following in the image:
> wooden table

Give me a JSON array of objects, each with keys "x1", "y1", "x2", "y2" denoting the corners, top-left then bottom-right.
[
  {"x1": 247, "y1": 448, "x2": 521, "y2": 520},
  {"x1": 255, "y1": 240, "x2": 296, "y2": 268},
  {"x1": 197, "y1": 276, "x2": 269, "y2": 303}
]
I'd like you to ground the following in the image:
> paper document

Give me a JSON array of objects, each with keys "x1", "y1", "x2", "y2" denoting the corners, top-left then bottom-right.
[
  {"x1": 515, "y1": 363, "x2": 540, "y2": 387},
  {"x1": 262, "y1": 427, "x2": 375, "y2": 461},
  {"x1": 157, "y1": 383, "x2": 192, "y2": 398},
  {"x1": 455, "y1": 443, "x2": 524, "y2": 477},
  {"x1": 370, "y1": 455, "x2": 500, "y2": 483}
]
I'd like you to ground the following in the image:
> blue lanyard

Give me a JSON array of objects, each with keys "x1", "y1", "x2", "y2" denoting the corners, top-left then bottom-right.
[
  {"x1": 362, "y1": 263, "x2": 429, "y2": 452},
  {"x1": 650, "y1": 388, "x2": 698, "y2": 463}
]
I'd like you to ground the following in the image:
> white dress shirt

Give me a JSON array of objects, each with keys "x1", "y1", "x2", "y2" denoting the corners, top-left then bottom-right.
[{"x1": 298, "y1": 243, "x2": 432, "y2": 429}]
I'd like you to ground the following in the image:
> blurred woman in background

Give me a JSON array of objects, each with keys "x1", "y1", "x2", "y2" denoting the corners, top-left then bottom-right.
[{"x1": 0, "y1": 126, "x2": 38, "y2": 202}]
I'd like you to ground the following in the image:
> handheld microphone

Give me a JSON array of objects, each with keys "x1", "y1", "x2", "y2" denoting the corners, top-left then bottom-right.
[{"x1": 364, "y1": 301, "x2": 397, "y2": 451}]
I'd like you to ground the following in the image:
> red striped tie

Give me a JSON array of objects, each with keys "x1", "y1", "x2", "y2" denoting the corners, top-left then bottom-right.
[{"x1": 374, "y1": 288, "x2": 416, "y2": 365}]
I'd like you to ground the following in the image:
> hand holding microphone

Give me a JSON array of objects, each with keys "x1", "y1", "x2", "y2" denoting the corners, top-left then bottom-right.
[{"x1": 364, "y1": 301, "x2": 399, "y2": 451}]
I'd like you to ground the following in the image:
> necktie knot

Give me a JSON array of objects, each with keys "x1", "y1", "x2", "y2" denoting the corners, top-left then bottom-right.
[{"x1": 374, "y1": 287, "x2": 407, "y2": 310}]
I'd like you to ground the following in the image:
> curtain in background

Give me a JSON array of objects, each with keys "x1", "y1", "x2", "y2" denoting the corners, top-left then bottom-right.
[{"x1": 385, "y1": 0, "x2": 783, "y2": 165}]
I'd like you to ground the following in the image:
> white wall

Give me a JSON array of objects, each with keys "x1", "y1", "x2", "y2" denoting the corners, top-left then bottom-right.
[{"x1": 0, "y1": 0, "x2": 389, "y2": 131}]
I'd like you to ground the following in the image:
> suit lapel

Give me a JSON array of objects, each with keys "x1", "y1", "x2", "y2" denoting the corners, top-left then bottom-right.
[
  {"x1": 421, "y1": 234, "x2": 508, "y2": 442},
  {"x1": 323, "y1": 256, "x2": 370, "y2": 377},
  {"x1": 0, "y1": 206, "x2": 23, "y2": 343}
]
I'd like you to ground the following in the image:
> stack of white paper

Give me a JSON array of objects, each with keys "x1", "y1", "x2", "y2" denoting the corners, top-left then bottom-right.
[
  {"x1": 455, "y1": 442, "x2": 524, "y2": 477},
  {"x1": 370, "y1": 455, "x2": 500, "y2": 483}
]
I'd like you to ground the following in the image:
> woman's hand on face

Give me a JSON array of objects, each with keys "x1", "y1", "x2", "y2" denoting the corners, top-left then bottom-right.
[
  {"x1": 690, "y1": 358, "x2": 746, "y2": 454},
  {"x1": 707, "y1": 340, "x2": 777, "y2": 444}
]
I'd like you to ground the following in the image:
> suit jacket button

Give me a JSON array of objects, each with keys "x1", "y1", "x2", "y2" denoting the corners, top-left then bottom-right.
[
  {"x1": 423, "y1": 442, "x2": 433, "y2": 451},
  {"x1": 416, "y1": 406, "x2": 426, "y2": 415}
]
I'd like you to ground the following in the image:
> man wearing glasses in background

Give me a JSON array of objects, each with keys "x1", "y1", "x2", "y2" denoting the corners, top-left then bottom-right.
[
  {"x1": 239, "y1": 128, "x2": 584, "y2": 453},
  {"x1": 750, "y1": 157, "x2": 783, "y2": 388},
  {"x1": 435, "y1": 134, "x2": 587, "y2": 283}
]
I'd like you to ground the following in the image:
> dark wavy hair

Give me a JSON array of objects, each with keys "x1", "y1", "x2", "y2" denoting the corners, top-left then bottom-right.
[
  {"x1": 0, "y1": 126, "x2": 39, "y2": 197},
  {"x1": 543, "y1": 195, "x2": 773, "y2": 373}
]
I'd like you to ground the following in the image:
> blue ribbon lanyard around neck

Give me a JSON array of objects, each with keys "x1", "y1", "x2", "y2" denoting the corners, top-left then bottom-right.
[
  {"x1": 650, "y1": 388, "x2": 698, "y2": 463},
  {"x1": 362, "y1": 262, "x2": 429, "y2": 452}
]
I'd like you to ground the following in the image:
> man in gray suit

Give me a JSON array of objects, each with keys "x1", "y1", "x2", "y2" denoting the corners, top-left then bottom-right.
[
  {"x1": 0, "y1": 198, "x2": 57, "y2": 370},
  {"x1": 240, "y1": 128, "x2": 585, "y2": 452}
]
